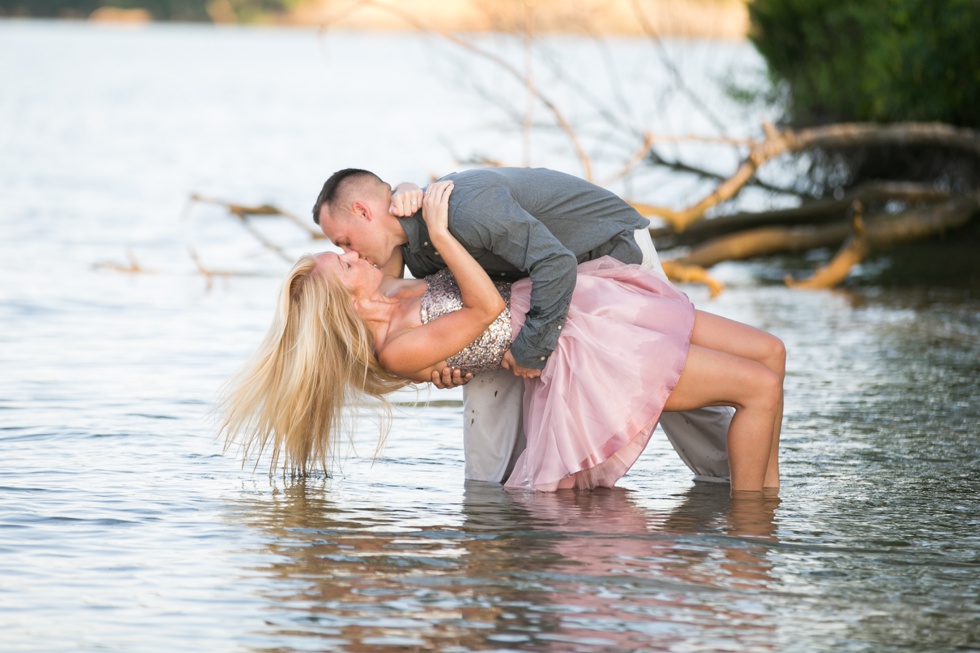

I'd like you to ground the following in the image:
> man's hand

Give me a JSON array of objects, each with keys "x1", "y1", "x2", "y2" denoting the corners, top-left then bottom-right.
[
  {"x1": 430, "y1": 366, "x2": 472, "y2": 389},
  {"x1": 501, "y1": 350, "x2": 542, "y2": 379}
]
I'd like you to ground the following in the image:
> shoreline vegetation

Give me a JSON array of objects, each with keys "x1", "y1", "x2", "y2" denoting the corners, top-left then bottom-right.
[{"x1": 34, "y1": 0, "x2": 751, "y2": 39}]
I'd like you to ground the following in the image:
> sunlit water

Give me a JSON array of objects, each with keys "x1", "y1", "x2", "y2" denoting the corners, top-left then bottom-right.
[{"x1": 1, "y1": 20, "x2": 978, "y2": 653}]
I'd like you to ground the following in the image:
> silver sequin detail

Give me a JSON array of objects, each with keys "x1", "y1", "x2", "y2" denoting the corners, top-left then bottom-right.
[{"x1": 419, "y1": 268, "x2": 512, "y2": 376}]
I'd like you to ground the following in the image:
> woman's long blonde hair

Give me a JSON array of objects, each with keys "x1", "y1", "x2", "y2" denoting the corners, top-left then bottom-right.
[{"x1": 217, "y1": 255, "x2": 411, "y2": 475}]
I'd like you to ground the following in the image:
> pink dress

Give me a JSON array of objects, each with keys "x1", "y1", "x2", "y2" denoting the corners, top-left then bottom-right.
[{"x1": 419, "y1": 257, "x2": 695, "y2": 492}]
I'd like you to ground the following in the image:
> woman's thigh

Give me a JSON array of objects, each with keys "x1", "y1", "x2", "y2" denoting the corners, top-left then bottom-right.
[
  {"x1": 690, "y1": 311, "x2": 784, "y2": 373},
  {"x1": 665, "y1": 344, "x2": 774, "y2": 413}
]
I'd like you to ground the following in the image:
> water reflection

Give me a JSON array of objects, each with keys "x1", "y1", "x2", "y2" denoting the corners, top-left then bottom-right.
[{"x1": 228, "y1": 481, "x2": 782, "y2": 652}]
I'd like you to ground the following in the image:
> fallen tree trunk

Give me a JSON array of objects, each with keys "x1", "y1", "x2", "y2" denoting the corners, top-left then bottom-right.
[
  {"x1": 674, "y1": 222, "x2": 852, "y2": 268},
  {"x1": 786, "y1": 192, "x2": 980, "y2": 289},
  {"x1": 647, "y1": 182, "x2": 951, "y2": 249},
  {"x1": 676, "y1": 193, "x2": 978, "y2": 272},
  {"x1": 640, "y1": 122, "x2": 980, "y2": 232}
]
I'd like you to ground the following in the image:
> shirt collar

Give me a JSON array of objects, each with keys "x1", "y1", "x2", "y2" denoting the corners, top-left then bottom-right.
[{"x1": 398, "y1": 213, "x2": 428, "y2": 253}]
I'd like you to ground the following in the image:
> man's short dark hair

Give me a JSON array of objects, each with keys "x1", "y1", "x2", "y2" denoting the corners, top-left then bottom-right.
[{"x1": 312, "y1": 168, "x2": 382, "y2": 225}]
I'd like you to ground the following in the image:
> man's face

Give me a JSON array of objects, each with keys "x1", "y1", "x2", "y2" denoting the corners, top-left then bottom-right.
[{"x1": 318, "y1": 194, "x2": 393, "y2": 269}]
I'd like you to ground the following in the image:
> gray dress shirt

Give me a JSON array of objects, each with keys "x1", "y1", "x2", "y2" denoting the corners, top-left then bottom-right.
[{"x1": 399, "y1": 167, "x2": 648, "y2": 368}]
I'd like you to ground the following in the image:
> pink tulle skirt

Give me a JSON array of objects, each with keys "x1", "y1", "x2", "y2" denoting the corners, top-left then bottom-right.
[{"x1": 504, "y1": 257, "x2": 695, "y2": 492}]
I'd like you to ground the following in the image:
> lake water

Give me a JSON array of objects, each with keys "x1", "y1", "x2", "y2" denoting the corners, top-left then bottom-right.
[{"x1": 1, "y1": 19, "x2": 978, "y2": 653}]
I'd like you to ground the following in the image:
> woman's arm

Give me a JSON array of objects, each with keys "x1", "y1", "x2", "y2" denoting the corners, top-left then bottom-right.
[
  {"x1": 403, "y1": 361, "x2": 465, "y2": 385},
  {"x1": 423, "y1": 181, "x2": 506, "y2": 324},
  {"x1": 377, "y1": 181, "x2": 506, "y2": 378}
]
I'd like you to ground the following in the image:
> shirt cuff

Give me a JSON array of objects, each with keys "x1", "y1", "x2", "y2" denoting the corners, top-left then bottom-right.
[{"x1": 509, "y1": 321, "x2": 563, "y2": 369}]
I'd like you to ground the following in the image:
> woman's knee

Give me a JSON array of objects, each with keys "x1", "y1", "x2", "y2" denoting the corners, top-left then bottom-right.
[
  {"x1": 744, "y1": 363, "x2": 783, "y2": 413},
  {"x1": 762, "y1": 333, "x2": 786, "y2": 379},
  {"x1": 759, "y1": 367, "x2": 783, "y2": 411}
]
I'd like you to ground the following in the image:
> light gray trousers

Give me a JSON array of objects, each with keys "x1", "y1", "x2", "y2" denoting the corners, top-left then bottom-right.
[{"x1": 462, "y1": 227, "x2": 733, "y2": 484}]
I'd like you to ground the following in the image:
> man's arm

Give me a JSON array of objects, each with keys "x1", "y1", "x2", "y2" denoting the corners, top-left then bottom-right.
[{"x1": 451, "y1": 185, "x2": 578, "y2": 370}]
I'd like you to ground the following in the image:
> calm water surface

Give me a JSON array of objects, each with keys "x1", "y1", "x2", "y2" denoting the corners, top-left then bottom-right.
[{"x1": 1, "y1": 20, "x2": 978, "y2": 653}]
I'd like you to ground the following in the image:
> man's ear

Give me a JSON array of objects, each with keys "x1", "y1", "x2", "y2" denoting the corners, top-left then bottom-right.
[{"x1": 351, "y1": 200, "x2": 370, "y2": 221}]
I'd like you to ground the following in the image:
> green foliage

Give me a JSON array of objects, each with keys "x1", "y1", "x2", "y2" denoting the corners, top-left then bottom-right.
[
  {"x1": 0, "y1": 0, "x2": 100, "y2": 17},
  {"x1": 110, "y1": 0, "x2": 209, "y2": 21},
  {"x1": 748, "y1": 0, "x2": 980, "y2": 128},
  {"x1": 0, "y1": 0, "x2": 305, "y2": 21}
]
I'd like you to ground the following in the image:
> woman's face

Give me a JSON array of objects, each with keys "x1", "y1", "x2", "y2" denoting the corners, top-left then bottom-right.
[{"x1": 314, "y1": 250, "x2": 383, "y2": 299}]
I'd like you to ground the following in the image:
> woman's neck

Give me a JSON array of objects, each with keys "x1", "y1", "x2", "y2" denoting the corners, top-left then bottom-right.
[
  {"x1": 361, "y1": 276, "x2": 426, "y2": 352},
  {"x1": 379, "y1": 276, "x2": 426, "y2": 299}
]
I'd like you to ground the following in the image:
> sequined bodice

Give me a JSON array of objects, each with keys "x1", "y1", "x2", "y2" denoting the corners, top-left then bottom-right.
[{"x1": 419, "y1": 269, "x2": 513, "y2": 375}]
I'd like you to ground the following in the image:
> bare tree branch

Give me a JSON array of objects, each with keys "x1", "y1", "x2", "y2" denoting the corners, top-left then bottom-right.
[
  {"x1": 186, "y1": 193, "x2": 321, "y2": 264},
  {"x1": 189, "y1": 193, "x2": 322, "y2": 238},
  {"x1": 651, "y1": 181, "x2": 953, "y2": 248},
  {"x1": 787, "y1": 192, "x2": 980, "y2": 289},
  {"x1": 676, "y1": 222, "x2": 853, "y2": 268},
  {"x1": 629, "y1": 0, "x2": 730, "y2": 135},
  {"x1": 661, "y1": 260, "x2": 725, "y2": 298},
  {"x1": 644, "y1": 122, "x2": 980, "y2": 232},
  {"x1": 317, "y1": 0, "x2": 595, "y2": 179}
]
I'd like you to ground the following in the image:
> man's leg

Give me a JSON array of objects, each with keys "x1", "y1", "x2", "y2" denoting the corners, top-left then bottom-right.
[
  {"x1": 635, "y1": 225, "x2": 733, "y2": 483},
  {"x1": 659, "y1": 410, "x2": 733, "y2": 483},
  {"x1": 463, "y1": 368, "x2": 526, "y2": 483}
]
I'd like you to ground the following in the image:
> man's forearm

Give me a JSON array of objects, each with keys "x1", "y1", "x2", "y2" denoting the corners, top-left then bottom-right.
[{"x1": 508, "y1": 250, "x2": 577, "y2": 368}]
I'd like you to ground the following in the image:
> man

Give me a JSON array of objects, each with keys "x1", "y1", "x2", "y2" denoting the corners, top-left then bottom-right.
[{"x1": 313, "y1": 166, "x2": 732, "y2": 484}]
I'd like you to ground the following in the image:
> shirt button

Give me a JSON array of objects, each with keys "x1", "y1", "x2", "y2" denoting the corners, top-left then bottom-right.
[
  {"x1": 423, "y1": 241, "x2": 429, "y2": 246},
  {"x1": 540, "y1": 356, "x2": 546, "y2": 361}
]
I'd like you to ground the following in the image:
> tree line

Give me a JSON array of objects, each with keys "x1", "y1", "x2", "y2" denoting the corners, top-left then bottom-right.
[{"x1": 0, "y1": 0, "x2": 301, "y2": 21}]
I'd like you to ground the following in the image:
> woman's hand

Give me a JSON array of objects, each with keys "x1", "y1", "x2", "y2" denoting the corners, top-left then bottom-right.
[
  {"x1": 389, "y1": 182, "x2": 423, "y2": 217},
  {"x1": 421, "y1": 180, "x2": 453, "y2": 237}
]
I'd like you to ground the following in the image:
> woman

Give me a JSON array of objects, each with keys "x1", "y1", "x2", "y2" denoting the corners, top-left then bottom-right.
[{"x1": 219, "y1": 181, "x2": 784, "y2": 492}]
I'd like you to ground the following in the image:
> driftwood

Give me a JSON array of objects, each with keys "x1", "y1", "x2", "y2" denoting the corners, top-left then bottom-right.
[
  {"x1": 676, "y1": 222, "x2": 853, "y2": 268},
  {"x1": 639, "y1": 122, "x2": 980, "y2": 233},
  {"x1": 666, "y1": 193, "x2": 978, "y2": 290},
  {"x1": 181, "y1": 193, "x2": 324, "y2": 270},
  {"x1": 661, "y1": 261, "x2": 725, "y2": 298},
  {"x1": 93, "y1": 250, "x2": 144, "y2": 274},
  {"x1": 647, "y1": 181, "x2": 952, "y2": 249},
  {"x1": 786, "y1": 192, "x2": 980, "y2": 289},
  {"x1": 188, "y1": 192, "x2": 323, "y2": 240},
  {"x1": 636, "y1": 122, "x2": 980, "y2": 291}
]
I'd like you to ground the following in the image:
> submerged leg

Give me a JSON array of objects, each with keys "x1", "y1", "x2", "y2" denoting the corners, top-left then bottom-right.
[
  {"x1": 689, "y1": 311, "x2": 786, "y2": 488},
  {"x1": 665, "y1": 344, "x2": 782, "y2": 491}
]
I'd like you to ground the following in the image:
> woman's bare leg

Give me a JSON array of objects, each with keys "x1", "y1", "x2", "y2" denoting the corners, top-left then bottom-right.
[
  {"x1": 689, "y1": 311, "x2": 785, "y2": 488},
  {"x1": 664, "y1": 344, "x2": 782, "y2": 492}
]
